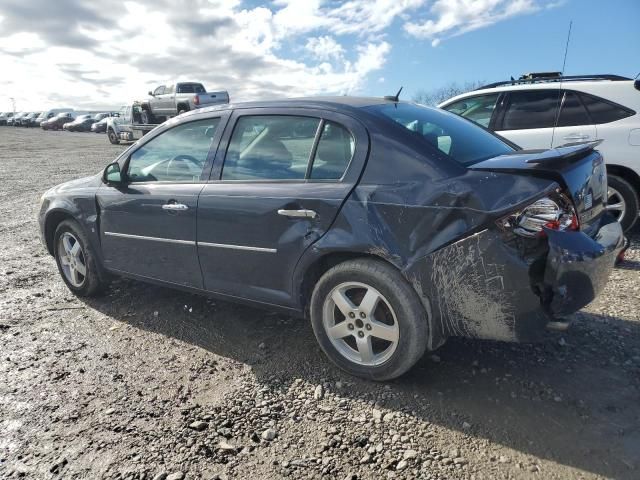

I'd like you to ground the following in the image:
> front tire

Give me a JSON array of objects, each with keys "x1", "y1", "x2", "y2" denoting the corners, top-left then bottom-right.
[
  {"x1": 310, "y1": 258, "x2": 429, "y2": 381},
  {"x1": 607, "y1": 174, "x2": 639, "y2": 232},
  {"x1": 54, "y1": 220, "x2": 107, "y2": 296},
  {"x1": 107, "y1": 128, "x2": 119, "y2": 144}
]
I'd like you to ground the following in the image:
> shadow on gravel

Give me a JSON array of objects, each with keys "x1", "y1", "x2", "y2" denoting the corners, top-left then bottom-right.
[{"x1": 81, "y1": 231, "x2": 640, "y2": 480}]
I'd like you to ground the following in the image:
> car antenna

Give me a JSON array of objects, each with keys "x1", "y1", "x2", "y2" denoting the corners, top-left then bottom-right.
[
  {"x1": 550, "y1": 20, "x2": 572, "y2": 149},
  {"x1": 384, "y1": 87, "x2": 403, "y2": 102}
]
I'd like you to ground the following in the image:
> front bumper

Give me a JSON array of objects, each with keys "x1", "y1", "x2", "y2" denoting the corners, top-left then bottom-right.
[{"x1": 406, "y1": 215, "x2": 624, "y2": 347}]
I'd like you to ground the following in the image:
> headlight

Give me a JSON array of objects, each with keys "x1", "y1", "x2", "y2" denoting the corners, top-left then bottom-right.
[{"x1": 498, "y1": 193, "x2": 579, "y2": 238}]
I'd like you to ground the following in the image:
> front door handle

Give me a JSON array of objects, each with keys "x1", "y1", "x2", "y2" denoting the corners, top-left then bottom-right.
[
  {"x1": 162, "y1": 203, "x2": 188, "y2": 211},
  {"x1": 278, "y1": 209, "x2": 318, "y2": 219}
]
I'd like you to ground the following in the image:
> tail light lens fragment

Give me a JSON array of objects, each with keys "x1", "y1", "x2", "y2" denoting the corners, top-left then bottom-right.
[{"x1": 498, "y1": 192, "x2": 579, "y2": 238}]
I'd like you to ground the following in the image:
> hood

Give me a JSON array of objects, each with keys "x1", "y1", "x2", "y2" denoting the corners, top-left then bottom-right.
[{"x1": 48, "y1": 173, "x2": 103, "y2": 196}]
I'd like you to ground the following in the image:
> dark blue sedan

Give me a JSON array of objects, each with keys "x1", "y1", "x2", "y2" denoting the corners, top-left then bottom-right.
[{"x1": 38, "y1": 97, "x2": 623, "y2": 380}]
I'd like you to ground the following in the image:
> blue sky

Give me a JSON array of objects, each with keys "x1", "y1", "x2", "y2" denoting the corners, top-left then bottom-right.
[
  {"x1": 1, "y1": 0, "x2": 638, "y2": 110},
  {"x1": 365, "y1": 0, "x2": 640, "y2": 97}
]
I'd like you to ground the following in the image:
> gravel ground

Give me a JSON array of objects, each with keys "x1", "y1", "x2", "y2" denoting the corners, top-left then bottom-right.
[{"x1": 1, "y1": 127, "x2": 639, "y2": 480}]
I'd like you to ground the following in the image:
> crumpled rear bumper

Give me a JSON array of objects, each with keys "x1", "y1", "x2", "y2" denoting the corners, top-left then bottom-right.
[{"x1": 405, "y1": 216, "x2": 624, "y2": 348}]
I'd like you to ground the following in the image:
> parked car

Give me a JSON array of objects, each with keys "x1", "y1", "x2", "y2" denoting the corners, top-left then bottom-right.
[
  {"x1": 91, "y1": 116, "x2": 110, "y2": 133},
  {"x1": 20, "y1": 112, "x2": 42, "y2": 127},
  {"x1": 36, "y1": 108, "x2": 75, "y2": 127},
  {"x1": 105, "y1": 104, "x2": 155, "y2": 144},
  {"x1": 8, "y1": 112, "x2": 26, "y2": 126},
  {"x1": 42, "y1": 112, "x2": 75, "y2": 130},
  {"x1": 63, "y1": 114, "x2": 95, "y2": 132},
  {"x1": 39, "y1": 97, "x2": 623, "y2": 381},
  {"x1": 0, "y1": 112, "x2": 14, "y2": 126},
  {"x1": 142, "y1": 82, "x2": 229, "y2": 120},
  {"x1": 439, "y1": 73, "x2": 640, "y2": 231}
]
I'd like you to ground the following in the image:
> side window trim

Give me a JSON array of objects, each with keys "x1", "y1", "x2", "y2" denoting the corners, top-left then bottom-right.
[{"x1": 304, "y1": 119, "x2": 326, "y2": 179}]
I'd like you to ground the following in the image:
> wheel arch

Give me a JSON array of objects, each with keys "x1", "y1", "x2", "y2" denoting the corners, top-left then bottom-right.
[
  {"x1": 177, "y1": 102, "x2": 190, "y2": 113},
  {"x1": 44, "y1": 209, "x2": 77, "y2": 255},
  {"x1": 297, "y1": 250, "x2": 418, "y2": 318},
  {"x1": 606, "y1": 164, "x2": 640, "y2": 195}
]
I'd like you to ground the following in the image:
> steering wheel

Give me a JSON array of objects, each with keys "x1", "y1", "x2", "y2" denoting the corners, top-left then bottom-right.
[{"x1": 165, "y1": 154, "x2": 202, "y2": 177}]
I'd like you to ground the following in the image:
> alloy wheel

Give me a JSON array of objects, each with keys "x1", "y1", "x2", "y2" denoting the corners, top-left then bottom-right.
[
  {"x1": 57, "y1": 232, "x2": 87, "y2": 287},
  {"x1": 322, "y1": 282, "x2": 399, "y2": 366},
  {"x1": 606, "y1": 186, "x2": 626, "y2": 223}
]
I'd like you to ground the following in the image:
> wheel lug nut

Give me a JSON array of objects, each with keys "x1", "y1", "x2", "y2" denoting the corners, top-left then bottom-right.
[
  {"x1": 357, "y1": 331, "x2": 365, "y2": 338},
  {"x1": 348, "y1": 312, "x2": 355, "y2": 318},
  {"x1": 366, "y1": 324, "x2": 372, "y2": 331},
  {"x1": 348, "y1": 323, "x2": 354, "y2": 330},
  {"x1": 360, "y1": 312, "x2": 366, "y2": 319}
]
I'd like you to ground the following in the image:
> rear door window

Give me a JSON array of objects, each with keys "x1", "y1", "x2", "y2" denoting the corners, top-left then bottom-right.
[
  {"x1": 578, "y1": 92, "x2": 635, "y2": 124},
  {"x1": 222, "y1": 116, "x2": 320, "y2": 180},
  {"x1": 310, "y1": 121, "x2": 354, "y2": 180},
  {"x1": 557, "y1": 91, "x2": 591, "y2": 127},
  {"x1": 501, "y1": 90, "x2": 561, "y2": 130},
  {"x1": 442, "y1": 94, "x2": 499, "y2": 128}
]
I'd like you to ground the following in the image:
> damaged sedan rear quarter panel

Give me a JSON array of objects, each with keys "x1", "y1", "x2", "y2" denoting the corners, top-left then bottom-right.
[{"x1": 299, "y1": 103, "x2": 623, "y2": 350}]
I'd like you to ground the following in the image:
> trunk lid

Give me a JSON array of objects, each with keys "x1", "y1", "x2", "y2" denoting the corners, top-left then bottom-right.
[{"x1": 469, "y1": 142, "x2": 608, "y2": 233}]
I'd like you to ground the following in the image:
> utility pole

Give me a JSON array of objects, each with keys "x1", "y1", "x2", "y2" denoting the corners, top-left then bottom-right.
[{"x1": 9, "y1": 97, "x2": 16, "y2": 115}]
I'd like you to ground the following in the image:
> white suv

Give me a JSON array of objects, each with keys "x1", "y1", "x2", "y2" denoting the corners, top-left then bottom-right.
[{"x1": 439, "y1": 73, "x2": 640, "y2": 231}]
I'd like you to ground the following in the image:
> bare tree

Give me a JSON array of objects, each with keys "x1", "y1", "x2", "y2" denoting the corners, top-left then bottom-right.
[{"x1": 412, "y1": 80, "x2": 486, "y2": 106}]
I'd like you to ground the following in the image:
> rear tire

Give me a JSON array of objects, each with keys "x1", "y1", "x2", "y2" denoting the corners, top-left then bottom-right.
[
  {"x1": 107, "y1": 128, "x2": 119, "y2": 144},
  {"x1": 54, "y1": 220, "x2": 107, "y2": 297},
  {"x1": 607, "y1": 174, "x2": 639, "y2": 232},
  {"x1": 310, "y1": 258, "x2": 429, "y2": 381}
]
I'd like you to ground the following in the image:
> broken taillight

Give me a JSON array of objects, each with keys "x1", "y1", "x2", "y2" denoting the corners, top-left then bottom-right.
[{"x1": 498, "y1": 193, "x2": 579, "y2": 238}]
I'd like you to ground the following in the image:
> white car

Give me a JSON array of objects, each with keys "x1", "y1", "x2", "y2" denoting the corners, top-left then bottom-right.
[{"x1": 439, "y1": 73, "x2": 640, "y2": 231}]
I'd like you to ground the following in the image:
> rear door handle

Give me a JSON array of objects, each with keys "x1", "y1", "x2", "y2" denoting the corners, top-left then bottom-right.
[
  {"x1": 278, "y1": 209, "x2": 317, "y2": 219},
  {"x1": 563, "y1": 133, "x2": 590, "y2": 141},
  {"x1": 162, "y1": 203, "x2": 188, "y2": 211}
]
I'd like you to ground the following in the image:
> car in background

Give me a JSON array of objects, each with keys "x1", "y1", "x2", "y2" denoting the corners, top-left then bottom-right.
[
  {"x1": 0, "y1": 112, "x2": 14, "y2": 126},
  {"x1": 439, "y1": 73, "x2": 640, "y2": 231},
  {"x1": 36, "y1": 108, "x2": 75, "y2": 127},
  {"x1": 20, "y1": 112, "x2": 42, "y2": 127},
  {"x1": 39, "y1": 96, "x2": 623, "y2": 381},
  {"x1": 7, "y1": 112, "x2": 26, "y2": 126},
  {"x1": 142, "y1": 82, "x2": 229, "y2": 121},
  {"x1": 42, "y1": 112, "x2": 75, "y2": 131},
  {"x1": 91, "y1": 116, "x2": 111, "y2": 133},
  {"x1": 63, "y1": 114, "x2": 95, "y2": 132}
]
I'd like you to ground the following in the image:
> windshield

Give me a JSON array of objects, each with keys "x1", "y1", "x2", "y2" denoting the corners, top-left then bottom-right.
[{"x1": 365, "y1": 103, "x2": 514, "y2": 166}]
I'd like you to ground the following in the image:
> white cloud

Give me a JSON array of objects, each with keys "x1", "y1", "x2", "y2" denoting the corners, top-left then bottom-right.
[
  {"x1": 404, "y1": 0, "x2": 552, "y2": 44},
  {"x1": 305, "y1": 36, "x2": 345, "y2": 61},
  {"x1": 0, "y1": 0, "x2": 556, "y2": 110}
]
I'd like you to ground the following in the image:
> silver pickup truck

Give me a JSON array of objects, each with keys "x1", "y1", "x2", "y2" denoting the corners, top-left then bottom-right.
[{"x1": 143, "y1": 82, "x2": 229, "y2": 120}]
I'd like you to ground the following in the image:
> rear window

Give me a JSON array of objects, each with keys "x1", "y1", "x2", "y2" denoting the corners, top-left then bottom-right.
[
  {"x1": 578, "y1": 92, "x2": 635, "y2": 124},
  {"x1": 178, "y1": 83, "x2": 205, "y2": 94},
  {"x1": 367, "y1": 103, "x2": 514, "y2": 166}
]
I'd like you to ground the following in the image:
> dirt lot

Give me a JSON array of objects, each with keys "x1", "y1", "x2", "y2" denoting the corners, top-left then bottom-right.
[{"x1": 0, "y1": 127, "x2": 639, "y2": 480}]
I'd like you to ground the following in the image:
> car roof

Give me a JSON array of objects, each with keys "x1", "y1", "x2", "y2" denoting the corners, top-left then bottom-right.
[
  {"x1": 439, "y1": 79, "x2": 636, "y2": 107},
  {"x1": 192, "y1": 96, "x2": 398, "y2": 116}
]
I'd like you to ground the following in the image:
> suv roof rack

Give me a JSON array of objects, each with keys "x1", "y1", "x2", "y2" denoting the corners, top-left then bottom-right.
[{"x1": 477, "y1": 73, "x2": 632, "y2": 90}]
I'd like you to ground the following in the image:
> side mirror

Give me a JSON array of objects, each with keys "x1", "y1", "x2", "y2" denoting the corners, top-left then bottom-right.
[
  {"x1": 148, "y1": 91, "x2": 154, "y2": 96},
  {"x1": 103, "y1": 162, "x2": 123, "y2": 184}
]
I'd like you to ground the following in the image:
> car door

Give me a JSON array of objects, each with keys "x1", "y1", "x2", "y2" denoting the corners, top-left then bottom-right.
[
  {"x1": 150, "y1": 86, "x2": 165, "y2": 115},
  {"x1": 441, "y1": 93, "x2": 502, "y2": 130},
  {"x1": 550, "y1": 90, "x2": 597, "y2": 147},
  {"x1": 197, "y1": 108, "x2": 368, "y2": 307},
  {"x1": 494, "y1": 89, "x2": 562, "y2": 149},
  {"x1": 96, "y1": 115, "x2": 227, "y2": 287}
]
